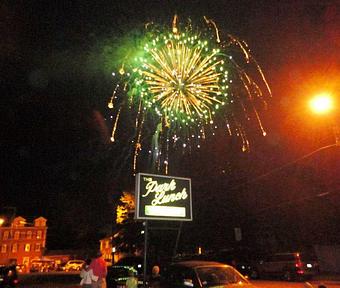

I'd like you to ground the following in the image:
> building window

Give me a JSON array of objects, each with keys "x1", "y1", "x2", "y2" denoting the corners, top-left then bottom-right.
[
  {"x1": 24, "y1": 244, "x2": 30, "y2": 252},
  {"x1": 35, "y1": 243, "x2": 41, "y2": 252},
  {"x1": 14, "y1": 231, "x2": 20, "y2": 240},
  {"x1": 12, "y1": 243, "x2": 18, "y2": 253},
  {"x1": 1, "y1": 244, "x2": 7, "y2": 253},
  {"x1": 21, "y1": 231, "x2": 26, "y2": 239},
  {"x1": 3, "y1": 231, "x2": 9, "y2": 240},
  {"x1": 37, "y1": 230, "x2": 42, "y2": 239},
  {"x1": 27, "y1": 231, "x2": 32, "y2": 239}
]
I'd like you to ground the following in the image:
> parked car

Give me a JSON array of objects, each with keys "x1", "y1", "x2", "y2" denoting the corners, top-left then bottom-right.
[
  {"x1": 160, "y1": 260, "x2": 254, "y2": 287},
  {"x1": 115, "y1": 256, "x2": 144, "y2": 275},
  {"x1": 250, "y1": 252, "x2": 319, "y2": 281},
  {"x1": 63, "y1": 260, "x2": 85, "y2": 272},
  {"x1": 15, "y1": 264, "x2": 27, "y2": 273},
  {"x1": 211, "y1": 248, "x2": 256, "y2": 278},
  {"x1": 0, "y1": 265, "x2": 19, "y2": 287},
  {"x1": 106, "y1": 265, "x2": 143, "y2": 288},
  {"x1": 29, "y1": 259, "x2": 56, "y2": 273}
]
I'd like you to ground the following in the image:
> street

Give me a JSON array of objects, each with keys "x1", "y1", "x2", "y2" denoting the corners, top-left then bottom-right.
[
  {"x1": 252, "y1": 280, "x2": 340, "y2": 288},
  {"x1": 17, "y1": 272, "x2": 340, "y2": 288}
]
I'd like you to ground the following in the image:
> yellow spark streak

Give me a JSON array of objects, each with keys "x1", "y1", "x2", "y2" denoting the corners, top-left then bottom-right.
[
  {"x1": 108, "y1": 84, "x2": 119, "y2": 109},
  {"x1": 133, "y1": 116, "x2": 144, "y2": 173},
  {"x1": 227, "y1": 34, "x2": 272, "y2": 97},
  {"x1": 227, "y1": 34, "x2": 250, "y2": 62},
  {"x1": 111, "y1": 107, "x2": 122, "y2": 142},
  {"x1": 250, "y1": 57, "x2": 272, "y2": 96},
  {"x1": 172, "y1": 14, "x2": 178, "y2": 34},
  {"x1": 135, "y1": 100, "x2": 142, "y2": 128},
  {"x1": 253, "y1": 107, "x2": 267, "y2": 136},
  {"x1": 204, "y1": 16, "x2": 221, "y2": 43}
]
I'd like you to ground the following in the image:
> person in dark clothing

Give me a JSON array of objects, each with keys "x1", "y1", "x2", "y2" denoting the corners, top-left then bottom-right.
[{"x1": 149, "y1": 265, "x2": 161, "y2": 288}]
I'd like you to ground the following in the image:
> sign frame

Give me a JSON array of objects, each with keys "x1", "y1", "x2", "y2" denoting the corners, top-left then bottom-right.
[{"x1": 135, "y1": 172, "x2": 193, "y2": 221}]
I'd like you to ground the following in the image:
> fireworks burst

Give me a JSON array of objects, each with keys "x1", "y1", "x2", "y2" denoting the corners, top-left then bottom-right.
[
  {"x1": 107, "y1": 15, "x2": 271, "y2": 174},
  {"x1": 141, "y1": 33, "x2": 228, "y2": 124}
]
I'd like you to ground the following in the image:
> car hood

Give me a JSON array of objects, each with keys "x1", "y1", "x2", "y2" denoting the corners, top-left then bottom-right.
[{"x1": 209, "y1": 284, "x2": 254, "y2": 287}]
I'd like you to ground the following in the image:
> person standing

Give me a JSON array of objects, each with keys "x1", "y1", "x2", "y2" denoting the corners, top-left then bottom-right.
[
  {"x1": 90, "y1": 252, "x2": 107, "y2": 288},
  {"x1": 126, "y1": 269, "x2": 138, "y2": 288},
  {"x1": 80, "y1": 259, "x2": 98, "y2": 288},
  {"x1": 149, "y1": 265, "x2": 161, "y2": 288}
]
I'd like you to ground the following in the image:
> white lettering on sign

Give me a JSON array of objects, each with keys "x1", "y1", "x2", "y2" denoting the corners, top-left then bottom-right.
[
  {"x1": 141, "y1": 178, "x2": 188, "y2": 206},
  {"x1": 142, "y1": 178, "x2": 177, "y2": 197}
]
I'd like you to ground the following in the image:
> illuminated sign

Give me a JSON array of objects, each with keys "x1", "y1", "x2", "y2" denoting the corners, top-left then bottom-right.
[{"x1": 135, "y1": 173, "x2": 192, "y2": 221}]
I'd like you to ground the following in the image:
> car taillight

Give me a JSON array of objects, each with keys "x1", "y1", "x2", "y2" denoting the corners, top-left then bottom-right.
[
  {"x1": 295, "y1": 262, "x2": 303, "y2": 268},
  {"x1": 297, "y1": 270, "x2": 304, "y2": 274},
  {"x1": 13, "y1": 279, "x2": 19, "y2": 284}
]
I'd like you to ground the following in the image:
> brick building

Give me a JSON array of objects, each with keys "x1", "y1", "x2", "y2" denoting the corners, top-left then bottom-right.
[{"x1": 0, "y1": 216, "x2": 47, "y2": 270}]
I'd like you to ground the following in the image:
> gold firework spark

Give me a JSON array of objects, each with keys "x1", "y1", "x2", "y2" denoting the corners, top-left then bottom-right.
[{"x1": 140, "y1": 34, "x2": 229, "y2": 123}]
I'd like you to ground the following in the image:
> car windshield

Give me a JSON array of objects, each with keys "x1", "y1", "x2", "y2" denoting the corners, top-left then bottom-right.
[{"x1": 196, "y1": 266, "x2": 249, "y2": 287}]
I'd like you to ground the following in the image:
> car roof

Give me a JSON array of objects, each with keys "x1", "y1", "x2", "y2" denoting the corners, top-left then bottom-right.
[{"x1": 171, "y1": 260, "x2": 230, "y2": 268}]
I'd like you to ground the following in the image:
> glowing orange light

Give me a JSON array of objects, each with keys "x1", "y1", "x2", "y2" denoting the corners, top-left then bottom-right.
[{"x1": 309, "y1": 93, "x2": 334, "y2": 114}]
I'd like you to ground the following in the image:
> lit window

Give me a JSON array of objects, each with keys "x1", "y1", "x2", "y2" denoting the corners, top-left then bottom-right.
[
  {"x1": 12, "y1": 244, "x2": 18, "y2": 253},
  {"x1": 35, "y1": 243, "x2": 41, "y2": 252},
  {"x1": 37, "y1": 231, "x2": 42, "y2": 239},
  {"x1": 27, "y1": 231, "x2": 32, "y2": 239},
  {"x1": 1, "y1": 244, "x2": 7, "y2": 253},
  {"x1": 25, "y1": 244, "x2": 30, "y2": 252},
  {"x1": 14, "y1": 231, "x2": 20, "y2": 240},
  {"x1": 3, "y1": 231, "x2": 9, "y2": 240}
]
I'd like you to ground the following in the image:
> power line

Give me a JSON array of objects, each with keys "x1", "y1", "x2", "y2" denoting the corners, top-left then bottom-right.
[{"x1": 231, "y1": 144, "x2": 338, "y2": 190}]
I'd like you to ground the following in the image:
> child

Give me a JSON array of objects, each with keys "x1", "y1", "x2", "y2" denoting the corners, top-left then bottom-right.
[
  {"x1": 126, "y1": 269, "x2": 138, "y2": 288},
  {"x1": 80, "y1": 259, "x2": 98, "y2": 288}
]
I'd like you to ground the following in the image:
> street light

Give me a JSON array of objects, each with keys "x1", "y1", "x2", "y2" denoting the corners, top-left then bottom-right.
[
  {"x1": 309, "y1": 93, "x2": 334, "y2": 114},
  {"x1": 309, "y1": 92, "x2": 339, "y2": 145},
  {"x1": 242, "y1": 92, "x2": 339, "y2": 185}
]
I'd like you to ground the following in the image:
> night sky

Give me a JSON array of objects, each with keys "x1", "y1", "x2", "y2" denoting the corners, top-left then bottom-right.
[{"x1": 1, "y1": 0, "x2": 339, "y2": 251}]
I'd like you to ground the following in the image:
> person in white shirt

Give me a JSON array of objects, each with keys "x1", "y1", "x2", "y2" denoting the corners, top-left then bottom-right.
[{"x1": 80, "y1": 259, "x2": 98, "y2": 288}]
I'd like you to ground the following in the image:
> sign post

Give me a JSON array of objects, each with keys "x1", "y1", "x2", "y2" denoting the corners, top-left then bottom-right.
[
  {"x1": 135, "y1": 173, "x2": 192, "y2": 287},
  {"x1": 143, "y1": 220, "x2": 148, "y2": 288}
]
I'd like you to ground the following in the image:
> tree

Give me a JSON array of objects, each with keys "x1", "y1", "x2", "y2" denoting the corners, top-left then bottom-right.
[
  {"x1": 116, "y1": 192, "x2": 135, "y2": 224},
  {"x1": 114, "y1": 192, "x2": 143, "y2": 255}
]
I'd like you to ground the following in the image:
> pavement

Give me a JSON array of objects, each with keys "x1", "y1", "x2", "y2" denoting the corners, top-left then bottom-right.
[
  {"x1": 313, "y1": 273, "x2": 340, "y2": 286},
  {"x1": 315, "y1": 273, "x2": 340, "y2": 280}
]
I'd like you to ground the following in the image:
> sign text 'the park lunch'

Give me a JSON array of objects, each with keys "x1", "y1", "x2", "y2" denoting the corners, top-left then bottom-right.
[{"x1": 142, "y1": 177, "x2": 188, "y2": 206}]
